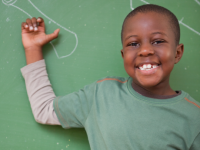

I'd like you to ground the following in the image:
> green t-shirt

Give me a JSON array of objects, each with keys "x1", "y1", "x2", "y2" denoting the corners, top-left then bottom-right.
[{"x1": 53, "y1": 77, "x2": 200, "y2": 150}]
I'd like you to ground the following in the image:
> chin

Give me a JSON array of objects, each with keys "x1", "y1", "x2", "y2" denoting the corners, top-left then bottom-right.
[{"x1": 137, "y1": 78, "x2": 161, "y2": 88}]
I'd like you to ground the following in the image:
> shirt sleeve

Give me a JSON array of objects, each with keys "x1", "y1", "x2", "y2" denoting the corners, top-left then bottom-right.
[
  {"x1": 21, "y1": 59, "x2": 60, "y2": 125},
  {"x1": 53, "y1": 81, "x2": 96, "y2": 129},
  {"x1": 190, "y1": 132, "x2": 200, "y2": 150}
]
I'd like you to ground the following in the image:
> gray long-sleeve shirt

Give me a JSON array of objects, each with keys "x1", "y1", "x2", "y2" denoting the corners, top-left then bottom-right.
[{"x1": 21, "y1": 59, "x2": 60, "y2": 125}]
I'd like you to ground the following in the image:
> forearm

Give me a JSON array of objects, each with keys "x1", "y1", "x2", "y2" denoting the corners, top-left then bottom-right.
[
  {"x1": 21, "y1": 60, "x2": 60, "y2": 125},
  {"x1": 25, "y1": 47, "x2": 43, "y2": 65}
]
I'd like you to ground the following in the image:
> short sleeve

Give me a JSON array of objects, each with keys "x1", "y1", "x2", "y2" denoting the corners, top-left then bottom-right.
[
  {"x1": 190, "y1": 132, "x2": 200, "y2": 150},
  {"x1": 53, "y1": 81, "x2": 96, "y2": 129}
]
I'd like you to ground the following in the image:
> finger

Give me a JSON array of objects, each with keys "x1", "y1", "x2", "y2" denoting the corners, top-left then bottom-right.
[
  {"x1": 37, "y1": 17, "x2": 43, "y2": 23},
  {"x1": 21, "y1": 22, "x2": 29, "y2": 30},
  {"x1": 54, "y1": 29, "x2": 60, "y2": 37},
  {"x1": 37, "y1": 17, "x2": 45, "y2": 29},
  {"x1": 46, "y1": 29, "x2": 60, "y2": 42},
  {"x1": 32, "y1": 17, "x2": 38, "y2": 31},
  {"x1": 24, "y1": 23, "x2": 29, "y2": 29},
  {"x1": 26, "y1": 18, "x2": 34, "y2": 31},
  {"x1": 21, "y1": 22, "x2": 27, "y2": 30}
]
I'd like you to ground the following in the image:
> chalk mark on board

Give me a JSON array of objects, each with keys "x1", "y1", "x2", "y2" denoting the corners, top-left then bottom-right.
[
  {"x1": 129, "y1": 1, "x2": 199, "y2": 36},
  {"x1": 6, "y1": 17, "x2": 10, "y2": 22},
  {"x1": 130, "y1": 0, "x2": 149, "y2": 10},
  {"x1": 140, "y1": 0, "x2": 149, "y2": 4},
  {"x1": 2, "y1": 0, "x2": 78, "y2": 59},
  {"x1": 130, "y1": 0, "x2": 134, "y2": 10},
  {"x1": 179, "y1": 18, "x2": 200, "y2": 36},
  {"x1": 2, "y1": 0, "x2": 32, "y2": 18},
  {"x1": 28, "y1": 0, "x2": 78, "y2": 59},
  {"x1": 195, "y1": 0, "x2": 200, "y2": 5}
]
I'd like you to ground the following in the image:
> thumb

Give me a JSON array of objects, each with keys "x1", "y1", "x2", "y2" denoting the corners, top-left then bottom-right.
[{"x1": 46, "y1": 28, "x2": 60, "y2": 41}]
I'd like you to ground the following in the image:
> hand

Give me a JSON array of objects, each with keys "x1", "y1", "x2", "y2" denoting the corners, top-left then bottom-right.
[
  {"x1": 21, "y1": 17, "x2": 60, "y2": 51},
  {"x1": 21, "y1": 17, "x2": 60, "y2": 64}
]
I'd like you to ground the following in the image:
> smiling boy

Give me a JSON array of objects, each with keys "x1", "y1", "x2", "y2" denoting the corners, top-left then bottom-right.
[
  {"x1": 21, "y1": 4, "x2": 200, "y2": 150},
  {"x1": 121, "y1": 7, "x2": 183, "y2": 96}
]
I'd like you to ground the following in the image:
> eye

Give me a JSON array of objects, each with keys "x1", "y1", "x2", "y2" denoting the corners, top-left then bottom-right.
[
  {"x1": 152, "y1": 40, "x2": 164, "y2": 45},
  {"x1": 128, "y1": 42, "x2": 140, "y2": 47}
]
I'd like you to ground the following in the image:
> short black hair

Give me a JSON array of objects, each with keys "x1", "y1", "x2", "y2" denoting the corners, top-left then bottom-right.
[{"x1": 121, "y1": 4, "x2": 180, "y2": 45}]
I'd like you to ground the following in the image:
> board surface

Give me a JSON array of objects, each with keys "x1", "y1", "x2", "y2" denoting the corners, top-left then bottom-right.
[{"x1": 0, "y1": 0, "x2": 199, "y2": 149}]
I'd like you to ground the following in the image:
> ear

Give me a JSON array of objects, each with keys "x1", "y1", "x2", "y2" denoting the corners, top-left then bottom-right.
[
  {"x1": 121, "y1": 49, "x2": 124, "y2": 59},
  {"x1": 175, "y1": 44, "x2": 184, "y2": 64}
]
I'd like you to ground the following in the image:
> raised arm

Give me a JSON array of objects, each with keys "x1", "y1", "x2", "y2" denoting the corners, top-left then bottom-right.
[{"x1": 21, "y1": 17, "x2": 60, "y2": 125}]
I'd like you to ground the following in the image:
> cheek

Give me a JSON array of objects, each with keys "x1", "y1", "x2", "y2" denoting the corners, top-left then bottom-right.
[
  {"x1": 123, "y1": 50, "x2": 137, "y2": 65},
  {"x1": 123, "y1": 51, "x2": 137, "y2": 74},
  {"x1": 159, "y1": 49, "x2": 175, "y2": 74},
  {"x1": 159, "y1": 45, "x2": 176, "y2": 62},
  {"x1": 123, "y1": 48, "x2": 137, "y2": 63},
  {"x1": 124, "y1": 54, "x2": 133, "y2": 64}
]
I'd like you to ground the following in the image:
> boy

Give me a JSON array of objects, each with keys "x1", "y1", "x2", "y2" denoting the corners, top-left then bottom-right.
[{"x1": 21, "y1": 4, "x2": 200, "y2": 150}]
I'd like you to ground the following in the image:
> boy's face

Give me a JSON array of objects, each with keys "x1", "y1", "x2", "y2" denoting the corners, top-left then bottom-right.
[{"x1": 121, "y1": 12, "x2": 183, "y2": 89}]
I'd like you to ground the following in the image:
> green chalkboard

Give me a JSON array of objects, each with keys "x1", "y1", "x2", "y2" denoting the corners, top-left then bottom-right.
[{"x1": 0, "y1": 0, "x2": 199, "y2": 149}]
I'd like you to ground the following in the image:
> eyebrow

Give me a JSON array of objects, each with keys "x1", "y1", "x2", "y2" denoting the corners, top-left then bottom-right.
[
  {"x1": 125, "y1": 35, "x2": 138, "y2": 41},
  {"x1": 151, "y1": 32, "x2": 167, "y2": 37}
]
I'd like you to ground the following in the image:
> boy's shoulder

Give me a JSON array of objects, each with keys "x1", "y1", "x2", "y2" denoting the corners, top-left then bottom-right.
[
  {"x1": 183, "y1": 93, "x2": 200, "y2": 109},
  {"x1": 181, "y1": 91, "x2": 200, "y2": 115}
]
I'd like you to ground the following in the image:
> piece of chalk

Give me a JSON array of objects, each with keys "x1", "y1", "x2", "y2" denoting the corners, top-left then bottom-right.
[
  {"x1": 25, "y1": 25, "x2": 28, "y2": 28},
  {"x1": 34, "y1": 27, "x2": 38, "y2": 31}
]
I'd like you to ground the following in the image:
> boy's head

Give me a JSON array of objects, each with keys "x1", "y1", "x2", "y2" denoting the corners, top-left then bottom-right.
[
  {"x1": 121, "y1": 4, "x2": 184, "y2": 94},
  {"x1": 121, "y1": 4, "x2": 180, "y2": 45}
]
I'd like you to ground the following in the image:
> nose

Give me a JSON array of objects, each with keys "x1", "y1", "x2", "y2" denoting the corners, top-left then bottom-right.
[{"x1": 138, "y1": 43, "x2": 154, "y2": 57}]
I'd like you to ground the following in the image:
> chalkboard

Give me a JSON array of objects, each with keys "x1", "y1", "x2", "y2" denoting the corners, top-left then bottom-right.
[{"x1": 0, "y1": 0, "x2": 199, "y2": 149}]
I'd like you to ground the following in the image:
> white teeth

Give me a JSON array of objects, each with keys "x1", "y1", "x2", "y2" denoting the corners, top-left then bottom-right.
[
  {"x1": 139, "y1": 64, "x2": 158, "y2": 70},
  {"x1": 153, "y1": 65, "x2": 157, "y2": 68},
  {"x1": 147, "y1": 64, "x2": 151, "y2": 69},
  {"x1": 140, "y1": 67, "x2": 145, "y2": 70}
]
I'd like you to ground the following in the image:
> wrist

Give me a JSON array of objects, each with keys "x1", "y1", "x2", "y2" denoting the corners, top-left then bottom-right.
[
  {"x1": 25, "y1": 47, "x2": 43, "y2": 65},
  {"x1": 25, "y1": 46, "x2": 42, "y2": 52}
]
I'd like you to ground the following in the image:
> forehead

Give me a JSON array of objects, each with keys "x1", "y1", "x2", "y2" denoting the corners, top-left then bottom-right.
[{"x1": 122, "y1": 12, "x2": 173, "y2": 42}]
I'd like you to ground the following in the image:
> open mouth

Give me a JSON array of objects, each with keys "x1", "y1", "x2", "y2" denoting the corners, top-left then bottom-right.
[{"x1": 136, "y1": 63, "x2": 160, "y2": 71}]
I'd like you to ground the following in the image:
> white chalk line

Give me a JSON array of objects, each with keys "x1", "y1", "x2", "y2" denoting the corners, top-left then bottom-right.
[
  {"x1": 28, "y1": 0, "x2": 78, "y2": 59},
  {"x1": 28, "y1": 0, "x2": 76, "y2": 35},
  {"x1": 129, "y1": 0, "x2": 199, "y2": 36},
  {"x1": 130, "y1": 0, "x2": 149, "y2": 10},
  {"x1": 179, "y1": 18, "x2": 200, "y2": 36},
  {"x1": 140, "y1": 0, "x2": 149, "y2": 4},
  {"x1": 2, "y1": 0, "x2": 78, "y2": 59},
  {"x1": 132, "y1": 0, "x2": 199, "y2": 6},
  {"x1": 2, "y1": 0, "x2": 17, "y2": 6},
  {"x1": 130, "y1": 0, "x2": 134, "y2": 10},
  {"x1": 195, "y1": 0, "x2": 200, "y2": 5}
]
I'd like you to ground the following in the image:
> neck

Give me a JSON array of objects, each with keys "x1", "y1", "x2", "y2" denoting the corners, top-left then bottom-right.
[{"x1": 132, "y1": 79, "x2": 176, "y2": 96}]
